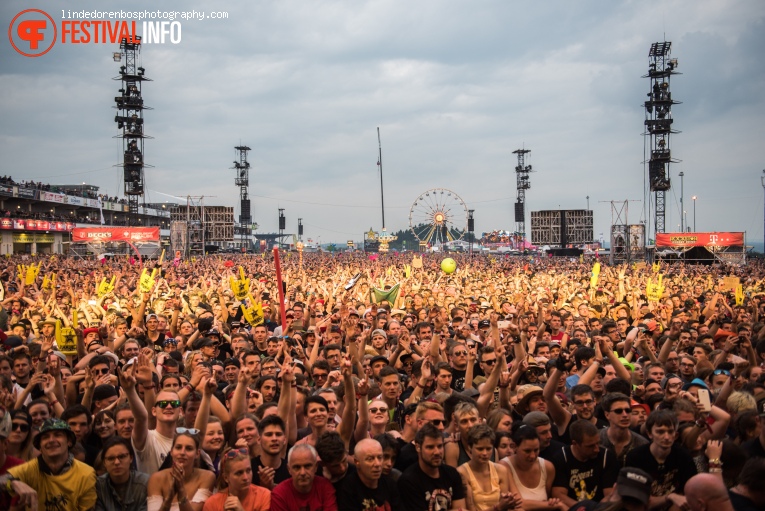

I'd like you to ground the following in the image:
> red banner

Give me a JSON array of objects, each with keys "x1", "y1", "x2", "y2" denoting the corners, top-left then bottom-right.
[
  {"x1": 0, "y1": 218, "x2": 12, "y2": 230},
  {"x1": 71, "y1": 227, "x2": 160, "y2": 243},
  {"x1": 656, "y1": 232, "x2": 744, "y2": 248}
]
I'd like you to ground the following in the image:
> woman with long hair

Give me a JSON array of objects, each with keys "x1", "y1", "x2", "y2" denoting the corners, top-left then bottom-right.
[
  {"x1": 456, "y1": 424, "x2": 520, "y2": 511},
  {"x1": 200, "y1": 416, "x2": 227, "y2": 475},
  {"x1": 93, "y1": 409, "x2": 117, "y2": 442},
  {"x1": 202, "y1": 448, "x2": 270, "y2": 511},
  {"x1": 500, "y1": 424, "x2": 564, "y2": 511},
  {"x1": 147, "y1": 430, "x2": 216, "y2": 511},
  {"x1": 6, "y1": 409, "x2": 36, "y2": 461}
]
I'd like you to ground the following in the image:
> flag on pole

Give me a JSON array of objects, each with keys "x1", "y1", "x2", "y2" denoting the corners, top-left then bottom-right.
[{"x1": 98, "y1": 198, "x2": 105, "y2": 225}]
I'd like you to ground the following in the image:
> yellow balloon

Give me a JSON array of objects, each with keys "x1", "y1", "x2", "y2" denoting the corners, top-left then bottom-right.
[{"x1": 441, "y1": 258, "x2": 457, "y2": 274}]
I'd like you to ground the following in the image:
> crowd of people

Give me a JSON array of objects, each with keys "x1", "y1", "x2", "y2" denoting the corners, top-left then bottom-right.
[
  {"x1": 0, "y1": 175, "x2": 126, "y2": 204},
  {"x1": 0, "y1": 251, "x2": 764, "y2": 511}
]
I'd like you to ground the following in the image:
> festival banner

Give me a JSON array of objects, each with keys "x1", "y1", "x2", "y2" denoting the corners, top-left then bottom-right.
[
  {"x1": 655, "y1": 232, "x2": 744, "y2": 248},
  {"x1": 0, "y1": 218, "x2": 13, "y2": 229},
  {"x1": 0, "y1": 185, "x2": 13, "y2": 196},
  {"x1": 12, "y1": 219, "x2": 25, "y2": 230},
  {"x1": 26, "y1": 220, "x2": 37, "y2": 230},
  {"x1": 16, "y1": 187, "x2": 38, "y2": 199},
  {"x1": 71, "y1": 227, "x2": 160, "y2": 242},
  {"x1": 66, "y1": 196, "x2": 84, "y2": 206},
  {"x1": 42, "y1": 192, "x2": 65, "y2": 203}
]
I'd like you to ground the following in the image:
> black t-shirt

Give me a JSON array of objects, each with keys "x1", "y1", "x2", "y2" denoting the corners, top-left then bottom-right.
[
  {"x1": 550, "y1": 445, "x2": 619, "y2": 502},
  {"x1": 450, "y1": 368, "x2": 467, "y2": 391},
  {"x1": 740, "y1": 437, "x2": 765, "y2": 459},
  {"x1": 397, "y1": 462, "x2": 465, "y2": 511},
  {"x1": 728, "y1": 490, "x2": 760, "y2": 511},
  {"x1": 624, "y1": 444, "x2": 696, "y2": 497},
  {"x1": 394, "y1": 442, "x2": 418, "y2": 473},
  {"x1": 250, "y1": 456, "x2": 291, "y2": 488},
  {"x1": 539, "y1": 439, "x2": 567, "y2": 461},
  {"x1": 337, "y1": 470, "x2": 401, "y2": 511}
]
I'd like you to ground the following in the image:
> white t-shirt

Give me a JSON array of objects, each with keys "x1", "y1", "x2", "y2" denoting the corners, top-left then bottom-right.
[{"x1": 133, "y1": 429, "x2": 174, "y2": 474}]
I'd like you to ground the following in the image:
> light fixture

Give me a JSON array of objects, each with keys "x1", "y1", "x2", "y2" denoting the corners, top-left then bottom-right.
[{"x1": 113, "y1": 52, "x2": 122, "y2": 62}]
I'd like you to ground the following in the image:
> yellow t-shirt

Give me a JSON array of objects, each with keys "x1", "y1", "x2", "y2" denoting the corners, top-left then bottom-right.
[{"x1": 8, "y1": 457, "x2": 97, "y2": 511}]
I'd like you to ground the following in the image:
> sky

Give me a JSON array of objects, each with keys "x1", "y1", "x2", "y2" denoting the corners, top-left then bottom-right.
[{"x1": 2, "y1": 0, "x2": 765, "y2": 247}]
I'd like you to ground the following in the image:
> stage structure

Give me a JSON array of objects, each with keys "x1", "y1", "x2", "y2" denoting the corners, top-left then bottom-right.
[
  {"x1": 513, "y1": 148, "x2": 533, "y2": 241},
  {"x1": 69, "y1": 226, "x2": 161, "y2": 260},
  {"x1": 232, "y1": 145, "x2": 252, "y2": 248},
  {"x1": 114, "y1": 36, "x2": 151, "y2": 224},
  {"x1": 607, "y1": 200, "x2": 645, "y2": 264},
  {"x1": 531, "y1": 210, "x2": 593, "y2": 247},
  {"x1": 644, "y1": 41, "x2": 680, "y2": 237},
  {"x1": 655, "y1": 232, "x2": 745, "y2": 265},
  {"x1": 170, "y1": 199, "x2": 234, "y2": 257}
]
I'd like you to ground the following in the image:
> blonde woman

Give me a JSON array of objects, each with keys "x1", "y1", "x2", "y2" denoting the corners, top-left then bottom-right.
[{"x1": 202, "y1": 448, "x2": 270, "y2": 511}]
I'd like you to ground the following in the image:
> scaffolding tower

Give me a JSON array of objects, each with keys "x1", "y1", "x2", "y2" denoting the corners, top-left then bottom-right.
[
  {"x1": 114, "y1": 36, "x2": 152, "y2": 224},
  {"x1": 186, "y1": 196, "x2": 205, "y2": 258},
  {"x1": 512, "y1": 148, "x2": 533, "y2": 242},
  {"x1": 232, "y1": 145, "x2": 252, "y2": 248},
  {"x1": 644, "y1": 41, "x2": 680, "y2": 238}
]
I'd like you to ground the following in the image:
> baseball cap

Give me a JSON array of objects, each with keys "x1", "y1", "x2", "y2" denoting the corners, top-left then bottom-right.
[
  {"x1": 682, "y1": 378, "x2": 709, "y2": 391},
  {"x1": 478, "y1": 319, "x2": 491, "y2": 329},
  {"x1": 616, "y1": 467, "x2": 653, "y2": 505},
  {"x1": 522, "y1": 411, "x2": 551, "y2": 428}
]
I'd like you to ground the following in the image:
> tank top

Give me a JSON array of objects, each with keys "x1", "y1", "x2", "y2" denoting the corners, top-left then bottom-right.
[
  {"x1": 463, "y1": 463, "x2": 501, "y2": 511},
  {"x1": 507, "y1": 457, "x2": 549, "y2": 502}
]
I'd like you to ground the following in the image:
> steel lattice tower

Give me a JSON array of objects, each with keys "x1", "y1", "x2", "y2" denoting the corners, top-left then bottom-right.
[
  {"x1": 114, "y1": 36, "x2": 151, "y2": 224},
  {"x1": 233, "y1": 145, "x2": 252, "y2": 248},
  {"x1": 644, "y1": 41, "x2": 680, "y2": 236},
  {"x1": 513, "y1": 148, "x2": 533, "y2": 243}
]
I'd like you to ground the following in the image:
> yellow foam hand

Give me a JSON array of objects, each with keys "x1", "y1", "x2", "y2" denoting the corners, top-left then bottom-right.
[
  {"x1": 139, "y1": 268, "x2": 157, "y2": 293},
  {"x1": 592, "y1": 262, "x2": 601, "y2": 277},
  {"x1": 158, "y1": 249, "x2": 165, "y2": 265},
  {"x1": 652, "y1": 263, "x2": 660, "y2": 273},
  {"x1": 97, "y1": 276, "x2": 116, "y2": 297},
  {"x1": 735, "y1": 284, "x2": 744, "y2": 306},
  {"x1": 57, "y1": 311, "x2": 79, "y2": 356},
  {"x1": 241, "y1": 297, "x2": 264, "y2": 326},
  {"x1": 404, "y1": 264, "x2": 411, "y2": 279},
  {"x1": 230, "y1": 266, "x2": 250, "y2": 300},
  {"x1": 25, "y1": 262, "x2": 41, "y2": 285},
  {"x1": 42, "y1": 274, "x2": 52, "y2": 290}
]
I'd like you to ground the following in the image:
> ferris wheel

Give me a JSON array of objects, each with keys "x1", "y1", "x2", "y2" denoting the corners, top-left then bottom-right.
[{"x1": 409, "y1": 188, "x2": 468, "y2": 246}]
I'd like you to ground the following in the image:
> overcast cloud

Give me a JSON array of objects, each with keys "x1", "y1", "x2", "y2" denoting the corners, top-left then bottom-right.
[{"x1": 2, "y1": 0, "x2": 764, "y2": 246}]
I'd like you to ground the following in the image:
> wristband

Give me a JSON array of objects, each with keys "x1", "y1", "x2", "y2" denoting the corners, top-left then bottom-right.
[
  {"x1": 184, "y1": 384, "x2": 194, "y2": 393},
  {"x1": 416, "y1": 381, "x2": 426, "y2": 389}
]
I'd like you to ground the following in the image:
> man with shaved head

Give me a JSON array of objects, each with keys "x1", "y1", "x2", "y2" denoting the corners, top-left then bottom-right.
[
  {"x1": 337, "y1": 438, "x2": 401, "y2": 510},
  {"x1": 684, "y1": 473, "x2": 734, "y2": 511}
]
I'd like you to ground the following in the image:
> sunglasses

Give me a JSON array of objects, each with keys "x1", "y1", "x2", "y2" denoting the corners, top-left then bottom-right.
[
  {"x1": 12, "y1": 422, "x2": 30, "y2": 432},
  {"x1": 93, "y1": 368, "x2": 110, "y2": 375},
  {"x1": 429, "y1": 419, "x2": 446, "y2": 427},
  {"x1": 176, "y1": 427, "x2": 200, "y2": 435},
  {"x1": 482, "y1": 359, "x2": 497, "y2": 365},
  {"x1": 224, "y1": 447, "x2": 249, "y2": 459},
  {"x1": 369, "y1": 407, "x2": 389, "y2": 414},
  {"x1": 713, "y1": 369, "x2": 731, "y2": 377},
  {"x1": 156, "y1": 400, "x2": 182, "y2": 409},
  {"x1": 609, "y1": 408, "x2": 630, "y2": 415}
]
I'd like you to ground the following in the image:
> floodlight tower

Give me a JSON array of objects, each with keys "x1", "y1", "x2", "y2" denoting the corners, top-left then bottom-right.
[
  {"x1": 513, "y1": 148, "x2": 533, "y2": 245},
  {"x1": 114, "y1": 36, "x2": 151, "y2": 224},
  {"x1": 644, "y1": 41, "x2": 680, "y2": 236},
  {"x1": 232, "y1": 145, "x2": 252, "y2": 248}
]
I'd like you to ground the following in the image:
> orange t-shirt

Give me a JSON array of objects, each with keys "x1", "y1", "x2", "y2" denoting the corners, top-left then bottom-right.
[{"x1": 202, "y1": 485, "x2": 271, "y2": 511}]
